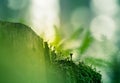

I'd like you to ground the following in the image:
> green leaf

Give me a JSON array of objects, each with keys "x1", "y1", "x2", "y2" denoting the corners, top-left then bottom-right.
[
  {"x1": 70, "y1": 26, "x2": 84, "y2": 40},
  {"x1": 79, "y1": 30, "x2": 94, "y2": 54}
]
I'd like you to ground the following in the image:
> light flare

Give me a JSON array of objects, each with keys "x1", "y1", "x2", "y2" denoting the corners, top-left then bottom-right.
[{"x1": 30, "y1": 0, "x2": 60, "y2": 42}]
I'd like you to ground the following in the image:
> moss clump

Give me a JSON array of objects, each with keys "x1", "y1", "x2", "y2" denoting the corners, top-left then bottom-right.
[
  {"x1": 44, "y1": 43, "x2": 102, "y2": 83},
  {"x1": 48, "y1": 60, "x2": 101, "y2": 83}
]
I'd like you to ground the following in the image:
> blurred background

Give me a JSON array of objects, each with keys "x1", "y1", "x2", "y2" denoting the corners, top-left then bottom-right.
[{"x1": 0, "y1": 0, "x2": 120, "y2": 82}]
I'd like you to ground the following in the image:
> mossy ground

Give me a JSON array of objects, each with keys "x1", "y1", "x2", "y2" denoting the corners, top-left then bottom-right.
[
  {"x1": 44, "y1": 42, "x2": 102, "y2": 83},
  {"x1": 0, "y1": 21, "x2": 102, "y2": 83}
]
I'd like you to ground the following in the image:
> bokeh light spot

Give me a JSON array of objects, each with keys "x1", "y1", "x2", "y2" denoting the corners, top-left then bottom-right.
[
  {"x1": 90, "y1": 15, "x2": 116, "y2": 41},
  {"x1": 91, "y1": 0, "x2": 119, "y2": 16}
]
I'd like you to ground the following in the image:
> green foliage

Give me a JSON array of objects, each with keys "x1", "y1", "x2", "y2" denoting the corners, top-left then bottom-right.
[
  {"x1": 44, "y1": 42, "x2": 102, "y2": 83},
  {"x1": 52, "y1": 26, "x2": 94, "y2": 56},
  {"x1": 70, "y1": 27, "x2": 84, "y2": 40},
  {"x1": 78, "y1": 30, "x2": 94, "y2": 54},
  {"x1": 84, "y1": 57, "x2": 112, "y2": 68},
  {"x1": 52, "y1": 25, "x2": 109, "y2": 69},
  {"x1": 51, "y1": 25, "x2": 108, "y2": 82},
  {"x1": 52, "y1": 60, "x2": 101, "y2": 83}
]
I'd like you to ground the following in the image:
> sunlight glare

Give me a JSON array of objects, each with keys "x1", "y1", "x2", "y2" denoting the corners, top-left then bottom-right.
[{"x1": 30, "y1": 0, "x2": 59, "y2": 42}]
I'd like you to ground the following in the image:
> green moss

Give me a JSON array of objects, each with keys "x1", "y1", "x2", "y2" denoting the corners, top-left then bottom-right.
[
  {"x1": 0, "y1": 21, "x2": 101, "y2": 83},
  {"x1": 44, "y1": 42, "x2": 102, "y2": 83},
  {"x1": 49, "y1": 60, "x2": 101, "y2": 83}
]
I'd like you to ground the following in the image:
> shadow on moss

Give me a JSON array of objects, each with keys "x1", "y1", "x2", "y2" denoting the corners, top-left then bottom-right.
[{"x1": 44, "y1": 43, "x2": 102, "y2": 83}]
